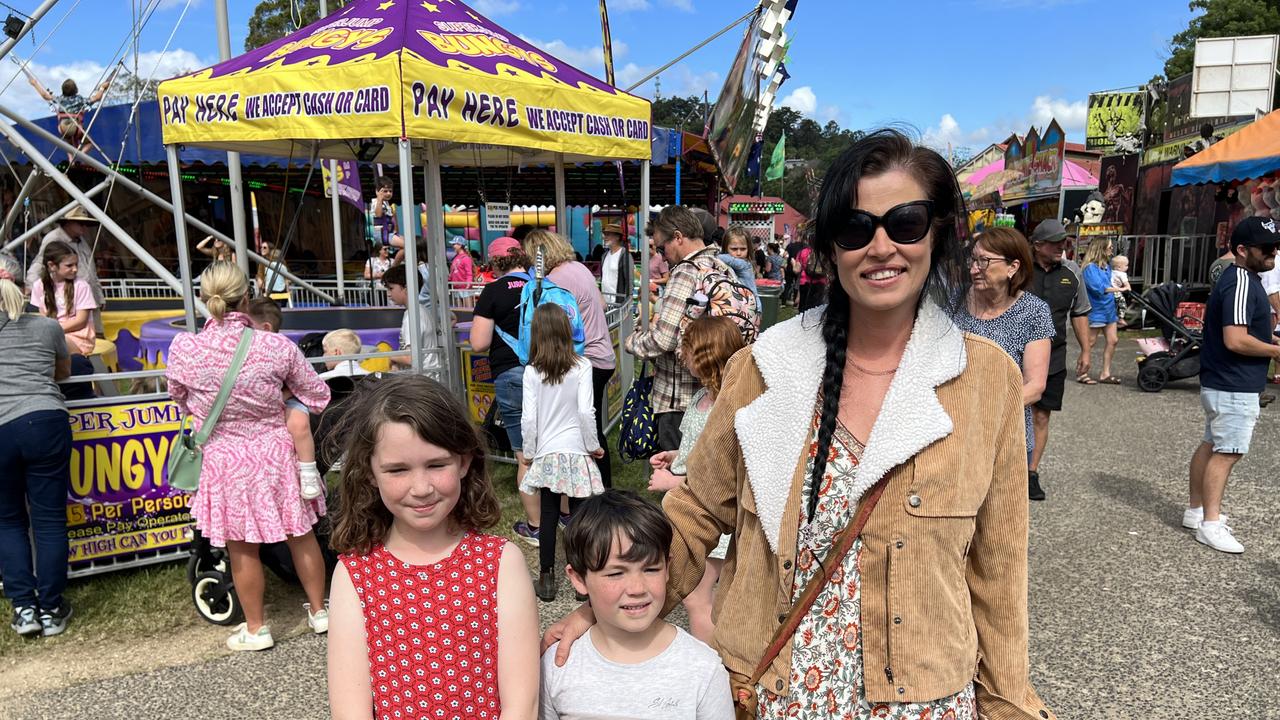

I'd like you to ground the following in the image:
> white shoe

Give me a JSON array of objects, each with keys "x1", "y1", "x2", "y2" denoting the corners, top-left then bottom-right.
[
  {"x1": 226, "y1": 622, "x2": 274, "y2": 651},
  {"x1": 299, "y1": 463, "x2": 324, "y2": 501},
  {"x1": 305, "y1": 602, "x2": 329, "y2": 634},
  {"x1": 1181, "y1": 507, "x2": 1228, "y2": 530},
  {"x1": 1195, "y1": 520, "x2": 1244, "y2": 554}
]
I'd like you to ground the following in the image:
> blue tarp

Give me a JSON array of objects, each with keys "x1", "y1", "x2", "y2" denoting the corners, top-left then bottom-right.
[{"x1": 0, "y1": 100, "x2": 315, "y2": 167}]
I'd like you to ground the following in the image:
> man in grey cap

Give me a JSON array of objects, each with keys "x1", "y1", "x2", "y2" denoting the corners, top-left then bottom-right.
[
  {"x1": 25, "y1": 204, "x2": 104, "y2": 333},
  {"x1": 1026, "y1": 219, "x2": 1091, "y2": 500}
]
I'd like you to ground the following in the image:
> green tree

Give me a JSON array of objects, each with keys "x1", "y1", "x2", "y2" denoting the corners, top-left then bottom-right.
[
  {"x1": 650, "y1": 95, "x2": 707, "y2": 131},
  {"x1": 1164, "y1": 0, "x2": 1280, "y2": 80},
  {"x1": 246, "y1": 0, "x2": 344, "y2": 51}
]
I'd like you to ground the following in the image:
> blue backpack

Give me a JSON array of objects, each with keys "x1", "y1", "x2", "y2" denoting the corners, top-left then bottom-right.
[{"x1": 493, "y1": 265, "x2": 587, "y2": 365}]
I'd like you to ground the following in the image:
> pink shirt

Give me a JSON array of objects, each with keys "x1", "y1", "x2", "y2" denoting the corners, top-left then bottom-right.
[
  {"x1": 29, "y1": 277, "x2": 97, "y2": 355},
  {"x1": 450, "y1": 252, "x2": 475, "y2": 285},
  {"x1": 548, "y1": 261, "x2": 616, "y2": 370}
]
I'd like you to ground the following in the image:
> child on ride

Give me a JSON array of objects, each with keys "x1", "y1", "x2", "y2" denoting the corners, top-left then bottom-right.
[
  {"x1": 646, "y1": 315, "x2": 744, "y2": 643},
  {"x1": 244, "y1": 298, "x2": 325, "y2": 502},
  {"x1": 520, "y1": 304, "x2": 605, "y2": 603},
  {"x1": 326, "y1": 374, "x2": 539, "y2": 720},
  {"x1": 29, "y1": 240, "x2": 96, "y2": 356}
]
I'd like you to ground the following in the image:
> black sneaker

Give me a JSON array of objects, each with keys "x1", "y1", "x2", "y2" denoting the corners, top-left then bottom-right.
[
  {"x1": 535, "y1": 570, "x2": 557, "y2": 603},
  {"x1": 1028, "y1": 471, "x2": 1046, "y2": 502},
  {"x1": 39, "y1": 603, "x2": 72, "y2": 637},
  {"x1": 11, "y1": 606, "x2": 40, "y2": 637}
]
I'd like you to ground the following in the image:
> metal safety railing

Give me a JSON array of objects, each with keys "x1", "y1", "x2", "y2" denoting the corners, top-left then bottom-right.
[
  {"x1": 100, "y1": 278, "x2": 186, "y2": 300},
  {"x1": 1114, "y1": 235, "x2": 1218, "y2": 289}
]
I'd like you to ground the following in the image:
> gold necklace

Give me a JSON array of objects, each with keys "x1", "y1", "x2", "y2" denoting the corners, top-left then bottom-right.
[{"x1": 846, "y1": 356, "x2": 897, "y2": 376}]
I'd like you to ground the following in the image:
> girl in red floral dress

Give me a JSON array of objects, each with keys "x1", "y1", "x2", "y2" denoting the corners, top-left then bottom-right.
[{"x1": 325, "y1": 374, "x2": 540, "y2": 720}]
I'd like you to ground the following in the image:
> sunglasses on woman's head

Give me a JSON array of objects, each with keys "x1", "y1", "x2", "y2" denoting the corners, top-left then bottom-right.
[{"x1": 833, "y1": 200, "x2": 934, "y2": 251}]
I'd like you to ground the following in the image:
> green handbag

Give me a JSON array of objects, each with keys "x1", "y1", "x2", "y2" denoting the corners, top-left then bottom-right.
[{"x1": 166, "y1": 328, "x2": 254, "y2": 493}]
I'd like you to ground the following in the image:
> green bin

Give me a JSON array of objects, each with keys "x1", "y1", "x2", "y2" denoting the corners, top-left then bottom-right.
[{"x1": 756, "y1": 282, "x2": 783, "y2": 331}]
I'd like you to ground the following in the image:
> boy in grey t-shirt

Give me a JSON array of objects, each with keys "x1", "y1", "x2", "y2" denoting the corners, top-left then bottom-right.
[{"x1": 540, "y1": 491, "x2": 733, "y2": 720}]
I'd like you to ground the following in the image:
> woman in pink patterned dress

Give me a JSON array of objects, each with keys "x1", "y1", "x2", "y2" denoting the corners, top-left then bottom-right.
[{"x1": 166, "y1": 263, "x2": 331, "y2": 652}]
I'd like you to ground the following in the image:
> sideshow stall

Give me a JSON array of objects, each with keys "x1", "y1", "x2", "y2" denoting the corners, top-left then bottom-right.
[{"x1": 14, "y1": 0, "x2": 654, "y2": 586}]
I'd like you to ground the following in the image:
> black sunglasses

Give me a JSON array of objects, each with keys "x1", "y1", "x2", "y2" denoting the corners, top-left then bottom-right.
[{"x1": 834, "y1": 200, "x2": 935, "y2": 251}]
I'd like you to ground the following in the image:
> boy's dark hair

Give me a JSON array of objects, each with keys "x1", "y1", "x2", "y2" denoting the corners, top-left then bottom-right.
[
  {"x1": 511, "y1": 224, "x2": 535, "y2": 241},
  {"x1": 61, "y1": 79, "x2": 78, "y2": 97},
  {"x1": 767, "y1": 242, "x2": 780, "y2": 254},
  {"x1": 564, "y1": 490, "x2": 672, "y2": 576},
  {"x1": 375, "y1": 175, "x2": 395, "y2": 192},
  {"x1": 245, "y1": 297, "x2": 283, "y2": 332},
  {"x1": 328, "y1": 373, "x2": 500, "y2": 555},
  {"x1": 382, "y1": 263, "x2": 407, "y2": 289}
]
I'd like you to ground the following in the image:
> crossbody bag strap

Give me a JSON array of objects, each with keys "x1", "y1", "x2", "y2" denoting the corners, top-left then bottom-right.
[
  {"x1": 192, "y1": 327, "x2": 254, "y2": 446},
  {"x1": 744, "y1": 474, "x2": 891, "y2": 691}
]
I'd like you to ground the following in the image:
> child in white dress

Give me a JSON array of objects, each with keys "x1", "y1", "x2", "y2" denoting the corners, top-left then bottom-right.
[{"x1": 520, "y1": 304, "x2": 604, "y2": 602}]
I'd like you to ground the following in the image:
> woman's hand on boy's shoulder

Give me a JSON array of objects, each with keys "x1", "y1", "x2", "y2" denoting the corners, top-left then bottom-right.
[{"x1": 541, "y1": 602, "x2": 596, "y2": 666}]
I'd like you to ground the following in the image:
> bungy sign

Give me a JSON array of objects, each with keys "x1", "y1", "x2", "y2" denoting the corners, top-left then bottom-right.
[
  {"x1": 66, "y1": 400, "x2": 193, "y2": 564},
  {"x1": 157, "y1": 0, "x2": 651, "y2": 161}
]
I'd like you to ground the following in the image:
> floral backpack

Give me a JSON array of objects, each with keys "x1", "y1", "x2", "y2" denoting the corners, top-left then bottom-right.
[{"x1": 675, "y1": 251, "x2": 760, "y2": 345}]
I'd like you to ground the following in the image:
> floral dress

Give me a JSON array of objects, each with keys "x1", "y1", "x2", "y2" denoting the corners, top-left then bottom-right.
[{"x1": 757, "y1": 413, "x2": 976, "y2": 720}]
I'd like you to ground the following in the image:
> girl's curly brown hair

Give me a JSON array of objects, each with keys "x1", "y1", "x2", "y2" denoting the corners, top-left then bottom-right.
[{"x1": 327, "y1": 373, "x2": 501, "y2": 556}]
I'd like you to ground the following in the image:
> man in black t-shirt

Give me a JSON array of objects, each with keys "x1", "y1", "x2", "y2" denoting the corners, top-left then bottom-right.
[
  {"x1": 1186, "y1": 216, "x2": 1280, "y2": 554},
  {"x1": 469, "y1": 237, "x2": 541, "y2": 544}
]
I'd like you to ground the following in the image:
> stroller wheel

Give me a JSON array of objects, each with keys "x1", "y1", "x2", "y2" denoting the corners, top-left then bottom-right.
[
  {"x1": 193, "y1": 571, "x2": 241, "y2": 626},
  {"x1": 186, "y1": 547, "x2": 229, "y2": 585},
  {"x1": 1138, "y1": 360, "x2": 1169, "y2": 393}
]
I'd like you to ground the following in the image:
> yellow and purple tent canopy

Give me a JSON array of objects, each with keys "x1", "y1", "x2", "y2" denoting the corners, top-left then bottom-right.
[
  {"x1": 1172, "y1": 110, "x2": 1280, "y2": 186},
  {"x1": 156, "y1": 0, "x2": 652, "y2": 163}
]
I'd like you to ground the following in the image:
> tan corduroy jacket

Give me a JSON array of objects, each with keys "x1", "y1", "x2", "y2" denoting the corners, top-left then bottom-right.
[{"x1": 662, "y1": 302, "x2": 1055, "y2": 720}]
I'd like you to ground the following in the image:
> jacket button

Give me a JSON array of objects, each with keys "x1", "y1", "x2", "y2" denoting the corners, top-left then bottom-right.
[
  {"x1": 895, "y1": 540, "x2": 904, "y2": 549},
  {"x1": 893, "y1": 616, "x2": 902, "y2": 625},
  {"x1": 1040, "y1": 711, "x2": 1048, "y2": 719},
  {"x1": 776, "y1": 680, "x2": 784, "y2": 691},
  {"x1": 783, "y1": 560, "x2": 792, "y2": 570},
  {"x1": 897, "y1": 687, "x2": 905, "y2": 695},
  {"x1": 778, "y1": 614, "x2": 786, "y2": 624},
  {"x1": 908, "y1": 494, "x2": 922, "y2": 508}
]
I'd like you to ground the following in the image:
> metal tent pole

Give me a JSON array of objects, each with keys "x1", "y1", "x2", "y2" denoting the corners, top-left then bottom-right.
[
  {"x1": 630, "y1": 159, "x2": 651, "y2": 394},
  {"x1": 0, "y1": 122, "x2": 207, "y2": 318},
  {"x1": 398, "y1": 138, "x2": 422, "y2": 373},
  {"x1": 5, "y1": 179, "x2": 111, "y2": 252},
  {"x1": 0, "y1": 101, "x2": 337, "y2": 303},
  {"x1": 554, "y1": 153, "x2": 567, "y2": 234},
  {"x1": 214, "y1": 0, "x2": 250, "y2": 277},
  {"x1": 0, "y1": 0, "x2": 62, "y2": 64},
  {"x1": 318, "y1": 0, "x2": 343, "y2": 295},
  {"x1": 424, "y1": 141, "x2": 456, "y2": 390},
  {"x1": 2, "y1": 169, "x2": 41, "y2": 240},
  {"x1": 165, "y1": 145, "x2": 200, "y2": 331}
]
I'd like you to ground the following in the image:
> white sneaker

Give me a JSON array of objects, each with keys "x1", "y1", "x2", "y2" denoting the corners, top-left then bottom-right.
[
  {"x1": 305, "y1": 602, "x2": 329, "y2": 634},
  {"x1": 226, "y1": 622, "x2": 274, "y2": 651},
  {"x1": 1195, "y1": 520, "x2": 1244, "y2": 554},
  {"x1": 299, "y1": 463, "x2": 324, "y2": 501},
  {"x1": 1181, "y1": 507, "x2": 1229, "y2": 530}
]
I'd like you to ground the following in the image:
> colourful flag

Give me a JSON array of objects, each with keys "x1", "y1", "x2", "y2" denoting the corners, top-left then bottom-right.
[
  {"x1": 599, "y1": 0, "x2": 616, "y2": 86},
  {"x1": 765, "y1": 132, "x2": 786, "y2": 182}
]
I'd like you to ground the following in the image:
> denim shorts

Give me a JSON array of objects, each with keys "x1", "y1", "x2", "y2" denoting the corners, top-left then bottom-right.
[
  {"x1": 284, "y1": 396, "x2": 308, "y2": 414},
  {"x1": 493, "y1": 366, "x2": 525, "y2": 451},
  {"x1": 1201, "y1": 388, "x2": 1261, "y2": 454}
]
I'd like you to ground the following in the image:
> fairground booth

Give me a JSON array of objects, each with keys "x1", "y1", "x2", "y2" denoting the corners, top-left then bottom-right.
[{"x1": 6, "y1": 0, "x2": 655, "y2": 590}]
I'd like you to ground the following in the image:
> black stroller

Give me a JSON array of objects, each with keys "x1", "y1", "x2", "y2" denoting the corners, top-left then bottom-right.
[
  {"x1": 188, "y1": 374, "x2": 365, "y2": 625},
  {"x1": 1127, "y1": 282, "x2": 1203, "y2": 393}
]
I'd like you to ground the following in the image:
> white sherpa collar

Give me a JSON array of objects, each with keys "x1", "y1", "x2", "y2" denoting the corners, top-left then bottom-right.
[{"x1": 735, "y1": 300, "x2": 967, "y2": 552}]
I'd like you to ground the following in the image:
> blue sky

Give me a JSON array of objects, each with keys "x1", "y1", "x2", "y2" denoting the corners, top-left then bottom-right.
[{"x1": 0, "y1": 0, "x2": 1197, "y2": 153}]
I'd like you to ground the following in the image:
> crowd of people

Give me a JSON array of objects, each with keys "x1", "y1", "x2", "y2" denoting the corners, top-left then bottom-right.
[{"x1": 6, "y1": 126, "x2": 1280, "y2": 720}]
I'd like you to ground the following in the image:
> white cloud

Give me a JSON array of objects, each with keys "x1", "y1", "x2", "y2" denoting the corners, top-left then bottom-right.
[
  {"x1": 819, "y1": 106, "x2": 841, "y2": 125},
  {"x1": 620, "y1": 63, "x2": 719, "y2": 99},
  {"x1": 1027, "y1": 94, "x2": 1087, "y2": 136},
  {"x1": 0, "y1": 49, "x2": 209, "y2": 120},
  {"x1": 611, "y1": 0, "x2": 652, "y2": 9},
  {"x1": 780, "y1": 85, "x2": 816, "y2": 115},
  {"x1": 520, "y1": 36, "x2": 629, "y2": 78},
  {"x1": 473, "y1": 0, "x2": 521, "y2": 16},
  {"x1": 663, "y1": 0, "x2": 695, "y2": 10}
]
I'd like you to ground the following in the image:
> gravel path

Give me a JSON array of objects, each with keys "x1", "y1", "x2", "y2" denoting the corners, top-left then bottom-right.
[{"x1": 3, "y1": 339, "x2": 1277, "y2": 718}]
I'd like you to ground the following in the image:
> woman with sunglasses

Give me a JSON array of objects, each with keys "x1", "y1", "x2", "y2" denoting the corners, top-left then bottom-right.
[
  {"x1": 544, "y1": 130, "x2": 1055, "y2": 719},
  {"x1": 954, "y1": 228, "x2": 1054, "y2": 490}
]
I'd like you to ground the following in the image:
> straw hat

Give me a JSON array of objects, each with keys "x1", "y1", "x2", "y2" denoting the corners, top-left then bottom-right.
[
  {"x1": 58, "y1": 205, "x2": 100, "y2": 225},
  {"x1": 602, "y1": 223, "x2": 624, "y2": 237}
]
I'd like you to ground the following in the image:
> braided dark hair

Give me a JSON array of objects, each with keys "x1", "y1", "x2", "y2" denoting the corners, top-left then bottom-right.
[{"x1": 803, "y1": 129, "x2": 971, "y2": 519}]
